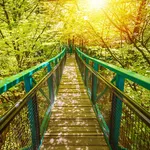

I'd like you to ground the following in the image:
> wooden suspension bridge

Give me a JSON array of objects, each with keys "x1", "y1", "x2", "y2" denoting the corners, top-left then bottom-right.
[{"x1": 0, "y1": 48, "x2": 150, "y2": 150}]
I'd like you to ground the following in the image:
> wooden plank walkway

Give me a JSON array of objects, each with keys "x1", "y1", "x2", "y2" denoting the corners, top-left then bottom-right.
[{"x1": 40, "y1": 54, "x2": 109, "y2": 150}]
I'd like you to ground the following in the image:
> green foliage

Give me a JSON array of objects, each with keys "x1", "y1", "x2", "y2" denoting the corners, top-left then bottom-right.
[
  {"x1": 0, "y1": 0, "x2": 66, "y2": 78},
  {"x1": 0, "y1": 0, "x2": 66, "y2": 114}
]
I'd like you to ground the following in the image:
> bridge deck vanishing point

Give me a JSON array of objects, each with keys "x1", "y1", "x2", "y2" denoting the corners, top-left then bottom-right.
[{"x1": 41, "y1": 54, "x2": 109, "y2": 150}]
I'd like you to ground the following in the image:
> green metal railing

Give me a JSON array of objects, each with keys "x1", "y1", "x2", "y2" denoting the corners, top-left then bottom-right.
[
  {"x1": 0, "y1": 48, "x2": 66, "y2": 150},
  {"x1": 75, "y1": 48, "x2": 150, "y2": 150},
  {"x1": 0, "y1": 46, "x2": 150, "y2": 150}
]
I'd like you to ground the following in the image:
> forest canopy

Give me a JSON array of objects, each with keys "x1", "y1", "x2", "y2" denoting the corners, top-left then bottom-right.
[{"x1": 0, "y1": 0, "x2": 149, "y2": 78}]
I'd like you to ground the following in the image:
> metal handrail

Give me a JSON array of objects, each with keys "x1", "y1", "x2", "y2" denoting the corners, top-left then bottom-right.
[
  {"x1": 77, "y1": 55, "x2": 150, "y2": 126},
  {"x1": 0, "y1": 61, "x2": 62, "y2": 131},
  {"x1": 0, "y1": 48, "x2": 66, "y2": 94},
  {"x1": 0, "y1": 49, "x2": 66, "y2": 150},
  {"x1": 75, "y1": 48, "x2": 150, "y2": 150},
  {"x1": 76, "y1": 48, "x2": 150, "y2": 90}
]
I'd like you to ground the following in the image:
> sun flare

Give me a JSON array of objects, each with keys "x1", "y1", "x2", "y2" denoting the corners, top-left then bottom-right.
[{"x1": 88, "y1": 0, "x2": 107, "y2": 10}]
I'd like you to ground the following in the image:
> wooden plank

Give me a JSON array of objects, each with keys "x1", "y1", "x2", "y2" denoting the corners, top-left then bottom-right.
[
  {"x1": 50, "y1": 118, "x2": 101, "y2": 122},
  {"x1": 46, "y1": 126, "x2": 102, "y2": 133},
  {"x1": 62, "y1": 75, "x2": 82, "y2": 80},
  {"x1": 52, "y1": 107, "x2": 95, "y2": 113},
  {"x1": 61, "y1": 79, "x2": 83, "y2": 83},
  {"x1": 40, "y1": 145, "x2": 109, "y2": 150},
  {"x1": 52, "y1": 107, "x2": 95, "y2": 112},
  {"x1": 58, "y1": 89, "x2": 86, "y2": 93},
  {"x1": 51, "y1": 114, "x2": 96, "y2": 118},
  {"x1": 50, "y1": 116, "x2": 97, "y2": 119},
  {"x1": 55, "y1": 98, "x2": 91, "y2": 101},
  {"x1": 54, "y1": 101, "x2": 91, "y2": 104},
  {"x1": 54, "y1": 102, "x2": 92, "y2": 106},
  {"x1": 44, "y1": 133, "x2": 104, "y2": 136},
  {"x1": 57, "y1": 93, "x2": 89, "y2": 98},
  {"x1": 48, "y1": 119, "x2": 99, "y2": 126},
  {"x1": 60, "y1": 82, "x2": 84, "y2": 84},
  {"x1": 54, "y1": 104, "x2": 92, "y2": 107},
  {"x1": 52, "y1": 111, "x2": 95, "y2": 115},
  {"x1": 42, "y1": 136, "x2": 107, "y2": 146},
  {"x1": 55, "y1": 99, "x2": 90, "y2": 103},
  {"x1": 59, "y1": 85, "x2": 85, "y2": 88}
]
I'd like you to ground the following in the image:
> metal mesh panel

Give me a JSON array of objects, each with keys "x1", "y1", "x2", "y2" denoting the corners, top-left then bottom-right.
[
  {"x1": 96, "y1": 79, "x2": 112, "y2": 128},
  {"x1": 0, "y1": 52, "x2": 66, "y2": 150},
  {"x1": 82, "y1": 59, "x2": 86, "y2": 81},
  {"x1": 98, "y1": 66, "x2": 114, "y2": 83},
  {"x1": 32, "y1": 68, "x2": 47, "y2": 83},
  {"x1": 0, "y1": 105, "x2": 32, "y2": 150},
  {"x1": 0, "y1": 82, "x2": 25, "y2": 116},
  {"x1": 76, "y1": 54, "x2": 92, "y2": 96},
  {"x1": 53, "y1": 70, "x2": 57, "y2": 94},
  {"x1": 119, "y1": 102, "x2": 150, "y2": 150},
  {"x1": 56, "y1": 65, "x2": 60, "y2": 88},
  {"x1": 87, "y1": 67, "x2": 92, "y2": 96},
  {"x1": 36, "y1": 83, "x2": 50, "y2": 127},
  {"x1": 78, "y1": 57, "x2": 85, "y2": 78},
  {"x1": 61, "y1": 55, "x2": 66, "y2": 77},
  {"x1": 76, "y1": 51, "x2": 150, "y2": 150},
  {"x1": 124, "y1": 80, "x2": 150, "y2": 113}
]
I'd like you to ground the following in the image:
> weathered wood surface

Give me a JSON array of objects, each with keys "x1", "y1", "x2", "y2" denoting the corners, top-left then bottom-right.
[{"x1": 41, "y1": 54, "x2": 109, "y2": 150}]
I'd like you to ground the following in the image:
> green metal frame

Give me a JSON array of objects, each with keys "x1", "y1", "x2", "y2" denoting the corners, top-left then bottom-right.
[
  {"x1": 24, "y1": 76, "x2": 39, "y2": 149},
  {"x1": 76, "y1": 48, "x2": 150, "y2": 90},
  {"x1": 0, "y1": 49, "x2": 66, "y2": 94},
  {"x1": 76, "y1": 48, "x2": 150, "y2": 150},
  {"x1": 1, "y1": 47, "x2": 149, "y2": 150},
  {"x1": 109, "y1": 75, "x2": 125, "y2": 150},
  {"x1": 91, "y1": 62, "x2": 99, "y2": 104},
  {"x1": 0, "y1": 48, "x2": 66, "y2": 150}
]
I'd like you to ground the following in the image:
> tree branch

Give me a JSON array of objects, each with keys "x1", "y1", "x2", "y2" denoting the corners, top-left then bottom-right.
[
  {"x1": 0, "y1": 29, "x2": 11, "y2": 47},
  {"x1": 32, "y1": 25, "x2": 48, "y2": 50},
  {"x1": 26, "y1": 3, "x2": 38, "y2": 19},
  {"x1": 2, "y1": 0, "x2": 11, "y2": 27},
  {"x1": 85, "y1": 21, "x2": 125, "y2": 67}
]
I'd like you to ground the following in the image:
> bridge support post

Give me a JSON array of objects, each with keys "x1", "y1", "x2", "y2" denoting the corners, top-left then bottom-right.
[
  {"x1": 56, "y1": 61, "x2": 60, "y2": 90},
  {"x1": 24, "y1": 76, "x2": 40, "y2": 149},
  {"x1": 47, "y1": 64, "x2": 54, "y2": 105},
  {"x1": 85, "y1": 59, "x2": 89, "y2": 87},
  {"x1": 55, "y1": 58, "x2": 60, "y2": 92},
  {"x1": 109, "y1": 75, "x2": 124, "y2": 150},
  {"x1": 91, "y1": 62, "x2": 99, "y2": 104}
]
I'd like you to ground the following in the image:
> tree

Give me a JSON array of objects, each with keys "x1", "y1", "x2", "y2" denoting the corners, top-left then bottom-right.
[{"x1": 0, "y1": 0, "x2": 64, "y2": 77}]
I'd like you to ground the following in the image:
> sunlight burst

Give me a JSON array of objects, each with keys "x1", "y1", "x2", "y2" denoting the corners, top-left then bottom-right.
[{"x1": 88, "y1": 0, "x2": 107, "y2": 10}]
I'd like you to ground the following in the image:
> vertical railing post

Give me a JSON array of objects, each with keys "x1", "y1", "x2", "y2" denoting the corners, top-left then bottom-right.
[
  {"x1": 109, "y1": 75, "x2": 125, "y2": 150},
  {"x1": 81, "y1": 56, "x2": 85, "y2": 80},
  {"x1": 47, "y1": 64, "x2": 54, "y2": 105},
  {"x1": 58, "y1": 57, "x2": 61, "y2": 84},
  {"x1": 24, "y1": 76, "x2": 40, "y2": 149},
  {"x1": 55, "y1": 58, "x2": 59, "y2": 91},
  {"x1": 91, "y1": 62, "x2": 99, "y2": 104},
  {"x1": 57, "y1": 64, "x2": 60, "y2": 88},
  {"x1": 84, "y1": 58, "x2": 89, "y2": 87}
]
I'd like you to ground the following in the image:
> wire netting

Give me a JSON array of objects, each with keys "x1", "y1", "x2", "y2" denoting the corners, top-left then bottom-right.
[
  {"x1": 0, "y1": 82, "x2": 25, "y2": 117},
  {"x1": 0, "y1": 104, "x2": 32, "y2": 150},
  {"x1": 96, "y1": 78, "x2": 113, "y2": 128},
  {"x1": 0, "y1": 53, "x2": 66, "y2": 150},
  {"x1": 76, "y1": 51, "x2": 150, "y2": 150},
  {"x1": 119, "y1": 102, "x2": 150, "y2": 150},
  {"x1": 36, "y1": 82, "x2": 50, "y2": 129}
]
